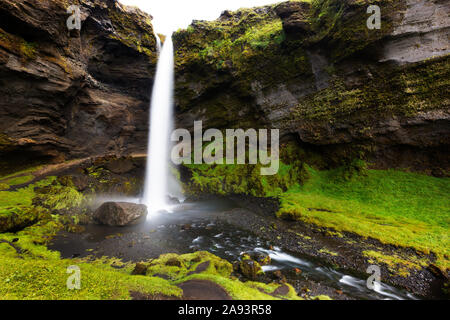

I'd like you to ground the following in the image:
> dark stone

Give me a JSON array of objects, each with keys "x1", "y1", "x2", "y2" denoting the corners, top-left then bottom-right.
[
  {"x1": 272, "y1": 284, "x2": 290, "y2": 296},
  {"x1": 177, "y1": 280, "x2": 232, "y2": 300},
  {"x1": 71, "y1": 175, "x2": 89, "y2": 191},
  {"x1": 105, "y1": 158, "x2": 136, "y2": 174},
  {"x1": 93, "y1": 202, "x2": 148, "y2": 227},
  {"x1": 275, "y1": 1, "x2": 312, "y2": 35},
  {"x1": 187, "y1": 261, "x2": 211, "y2": 276},
  {"x1": 132, "y1": 263, "x2": 148, "y2": 276},
  {"x1": 165, "y1": 257, "x2": 183, "y2": 267}
]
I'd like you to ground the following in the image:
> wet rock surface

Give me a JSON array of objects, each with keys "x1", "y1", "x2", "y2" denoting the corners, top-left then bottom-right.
[
  {"x1": 93, "y1": 202, "x2": 148, "y2": 226},
  {"x1": 177, "y1": 280, "x2": 232, "y2": 300}
]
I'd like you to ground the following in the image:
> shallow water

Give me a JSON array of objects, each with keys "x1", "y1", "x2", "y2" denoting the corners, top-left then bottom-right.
[{"x1": 50, "y1": 199, "x2": 417, "y2": 300}]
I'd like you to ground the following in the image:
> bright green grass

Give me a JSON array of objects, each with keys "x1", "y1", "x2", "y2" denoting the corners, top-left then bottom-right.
[
  {"x1": 0, "y1": 177, "x2": 54, "y2": 215},
  {"x1": 0, "y1": 213, "x2": 181, "y2": 300},
  {"x1": 0, "y1": 165, "x2": 42, "y2": 181},
  {"x1": 0, "y1": 256, "x2": 182, "y2": 300},
  {"x1": 5, "y1": 175, "x2": 34, "y2": 186},
  {"x1": 279, "y1": 167, "x2": 450, "y2": 270}
]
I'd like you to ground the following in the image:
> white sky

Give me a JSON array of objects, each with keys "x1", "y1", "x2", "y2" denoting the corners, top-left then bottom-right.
[{"x1": 119, "y1": 0, "x2": 280, "y2": 34}]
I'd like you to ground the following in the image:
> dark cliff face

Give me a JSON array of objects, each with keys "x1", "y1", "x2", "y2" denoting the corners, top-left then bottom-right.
[
  {"x1": 173, "y1": 0, "x2": 450, "y2": 174},
  {"x1": 0, "y1": 0, "x2": 157, "y2": 168}
]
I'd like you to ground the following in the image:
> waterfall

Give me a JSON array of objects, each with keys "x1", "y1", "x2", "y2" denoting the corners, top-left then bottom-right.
[
  {"x1": 143, "y1": 34, "x2": 174, "y2": 214},
  {"x1": 155, "y1": 34, "x2": 162, "y2": 53}
]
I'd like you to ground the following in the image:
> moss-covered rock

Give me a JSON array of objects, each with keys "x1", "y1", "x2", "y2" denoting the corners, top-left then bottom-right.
[
  {"x1": 143, "y1": 251, "x2": 301, "y2": 300},
  {"x1": 0, "y1": 206, "x2": 51, "y2": 233},
  {"x1": 239, "y1": 253, "x2": 264, "y2": 280}
]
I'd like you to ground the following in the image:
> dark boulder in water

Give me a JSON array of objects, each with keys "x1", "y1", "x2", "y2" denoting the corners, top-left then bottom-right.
[{"x1": 93, "y1": 202, "x2": 148, "y2": 227}]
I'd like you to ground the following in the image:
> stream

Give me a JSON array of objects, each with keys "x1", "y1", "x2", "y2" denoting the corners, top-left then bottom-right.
[{"x1": 49, "y1": 198, "x2": 418, "y2": 300}]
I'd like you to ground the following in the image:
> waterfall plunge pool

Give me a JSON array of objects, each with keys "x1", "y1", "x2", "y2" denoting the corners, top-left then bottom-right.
[{"x1": 49, "y1": 198, "x2": 417, "y2": 301}]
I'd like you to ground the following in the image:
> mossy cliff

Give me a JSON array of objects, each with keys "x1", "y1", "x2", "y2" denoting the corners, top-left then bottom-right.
[
  {"x1": 174, "y1": 0, "x2": 450, "y2": 173},
  {"x1": 0, "y1": 0, "x2": 158, "y2": 170}
]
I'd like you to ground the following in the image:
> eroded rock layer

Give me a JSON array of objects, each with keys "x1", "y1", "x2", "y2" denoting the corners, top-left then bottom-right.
[
  {"x1": 0, "y1": 0, "x2": 157, "y2": 167},
  {"x1": 173, "y1": 0, "x2": 450, "y2": 173}
]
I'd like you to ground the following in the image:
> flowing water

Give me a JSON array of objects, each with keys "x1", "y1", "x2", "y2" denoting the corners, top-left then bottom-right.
[
  {"x1": 50, "y1": 198, "x2": 417, "y2": 300},
  {"x1": 143, "y1": 34, "x2": 175, "y2": 213}
]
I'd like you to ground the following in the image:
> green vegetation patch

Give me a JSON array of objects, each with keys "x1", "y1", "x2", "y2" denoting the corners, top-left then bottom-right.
[
  {"x1": 107, "y1": 4, "x2": 157, "y2": 59},
  {"x1": 0, "y1": 27, "x2": 38, "y2": 61},
  {"x1": 363, "y1": 250, "x2": 429, "y2": 277},
  {"x1": 145, "y1": 251, "x2": 301, "y2": 300},
  {"x1": 278, "y1": 166, "x2": 450, "y2": 270},
  {"x1": 183, "y1": 143, "x2": 310, "y2": 198},
  {"x1": 307, "y1": 0, "x2": 407, "y2": 61},
  {"x1": 294, "y1": 56, "x2": 450, "y2": 120},
  {"x1": 174, "y1": 5, "x2": 312, "y2": 89}
]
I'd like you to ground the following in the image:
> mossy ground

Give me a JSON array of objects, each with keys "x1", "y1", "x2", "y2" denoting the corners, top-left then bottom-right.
[
  {"x1": 144, "y1": 252, "x2": 301, "y2": 300},
  {"x1": 362, "y1": 250, "x2": 429, "y2": 277},
  {"x1": 278, "y1": 166, "x2": 450, "y2": 271}
]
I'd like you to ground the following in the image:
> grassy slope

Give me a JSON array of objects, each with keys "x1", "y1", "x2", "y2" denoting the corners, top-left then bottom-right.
[{"x1": 278, "y1": 167, "x2": 450, "y2": 270}]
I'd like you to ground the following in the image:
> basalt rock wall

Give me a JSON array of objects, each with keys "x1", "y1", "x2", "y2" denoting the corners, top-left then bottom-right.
[
  {"x1": 0, "y1": 0, "x2": 157, "y2": 170},
  {"x1": 173, "y1": 0, "x2": 450, "y2": 174}
]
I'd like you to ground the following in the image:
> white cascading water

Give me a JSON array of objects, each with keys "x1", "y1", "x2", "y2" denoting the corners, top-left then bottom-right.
[{"x1": 143, "y1": 34, "x2": 174, "y2": 214}]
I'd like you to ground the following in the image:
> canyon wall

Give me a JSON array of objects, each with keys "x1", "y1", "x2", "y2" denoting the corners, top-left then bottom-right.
[
  {"x1": 0, "y1": 0, "x2": 157, "y2": 169},
  {"x1": 173, "y1": 0, "x2": 450, "y2": 174},
  {"x1": 0, "y1": 0, "x2": 448, "y2": 175}
]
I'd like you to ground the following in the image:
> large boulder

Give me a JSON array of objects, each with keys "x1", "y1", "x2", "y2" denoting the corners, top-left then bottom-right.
[{"x1": 93, "y1": 202, "x2": 148, "y2": 226}]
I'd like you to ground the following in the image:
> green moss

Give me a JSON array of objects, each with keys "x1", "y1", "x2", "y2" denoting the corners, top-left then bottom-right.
[
  {"x1": 294, "y1": 56, "x2": 450, "y2": 120},
  {"x1": 0, "y1": 165, "x2": 43, "y2": 182},
  {"x1": 0, "y1": 28, "x2": 37, "y2": 61},
  {"x1": 19, "y1": 41, "x2": 37, "y2": 60},
  {"x1": 5, "y1": 175, "x2": 34, "y2": 186},
  {"x1": 33, "y1": 177, "x2": 84, "y2": 212},
  {"x1": 0, "y1": 255, "x2": 182, "y2": 300},
  {"x1": 145, "y1": 251, "x2": 301, "y2": 300},
  {"x1": 278, "y1": 167, "x2": 450, "y2": 270},
  {"x1": 363, "y1": 250, "x2": 429, "y2": 277},
  {"x1": 318, "y1": 248, "x2": 339, "y2": 256},
  {"x1": 174, "y1": 5, "x2": 312, "y2": 89},
  {"x1": 107, "y1": 5, "x2": 157, "y2": 59},
  {"x1": 308, "y1": 0, "x2": 407, "y2": 61},
  {"x1": 312, "y1": 295, "x2": 332, "y2": 300}
]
